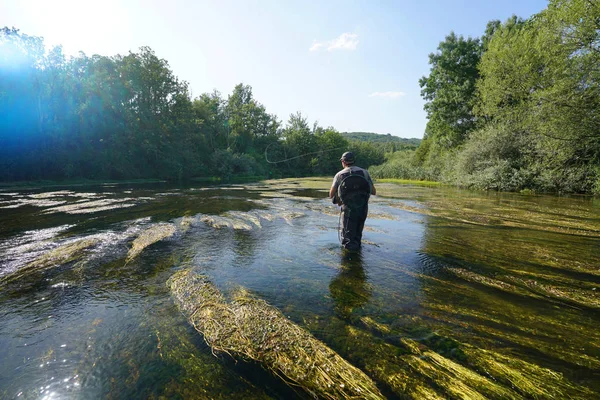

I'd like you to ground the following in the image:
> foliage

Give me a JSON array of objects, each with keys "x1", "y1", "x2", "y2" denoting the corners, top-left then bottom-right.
[
  {"x1": 418, "y1": 31, "x2": 484, "y2": 148},
  {"x1": 0, "y1": 28, "x2": 353, "y2": 183},
  {"x1": 341, "y1": 131, "x2": 421, "y2": 147},
  {"x1": 475, "y1": 1, "x2": 600, "y2": 193},
  {"x1": 369, "y1": 150, "x2": 432, "y2": 181},
  {"x1": 407, "y1": 1, "x2": 600, "y2": 194},
  {"x1": 451, "y1": 124, "x2": 531, "y2": 191}
]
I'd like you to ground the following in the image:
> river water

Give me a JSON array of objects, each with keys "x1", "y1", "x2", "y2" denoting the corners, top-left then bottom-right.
[{"x1": 0, "y1": 178, "x2": 598, "y2": 399}]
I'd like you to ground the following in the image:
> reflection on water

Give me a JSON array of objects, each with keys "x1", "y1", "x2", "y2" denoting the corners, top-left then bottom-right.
[
  {"x1": 0, "y1": 178, "x2": 599, "y2": 398},
  {"x1": 329, "y1": 251, "x2": 371, "y2": 319}
]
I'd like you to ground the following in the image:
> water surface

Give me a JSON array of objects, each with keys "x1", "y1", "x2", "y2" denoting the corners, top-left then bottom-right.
[{"x1": 1, "y1": 178, "x2": 598, "y2": 399}]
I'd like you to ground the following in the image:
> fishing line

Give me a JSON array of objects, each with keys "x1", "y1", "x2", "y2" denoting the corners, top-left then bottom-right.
[
  {"x1": 264, "y1": 143, "x2": 347, "y2": 164},
  {"x1": 338, "y1": 208, "x2": 343, "y2": 244},
  {"x1": 264, "y1": 142, "x2": 348, "y2": 242}
]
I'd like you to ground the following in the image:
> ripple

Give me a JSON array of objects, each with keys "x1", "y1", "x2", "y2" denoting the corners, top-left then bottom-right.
[
  {"x1": 43, "y1": 198, "x2": 136, "y2": 215},
  {"x1": 0, "y1": 199, "x2": 68, "y2": 209},
  {"x1": 0, "y1": 225, "x2": 75, "y2": 276}
]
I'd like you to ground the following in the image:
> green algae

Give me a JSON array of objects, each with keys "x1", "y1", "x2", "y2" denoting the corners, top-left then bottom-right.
[
  {"x1": 168, "y1": 269, "x2": 384, "y2": 400},
  {"x1": 151, "y1": 307, "x2": 273, "y2": 400},
  {"x1": 462, "y1": 345, "x2": 595, "y2": 399},
  {"x1": 280, "y1": 211, "x2": 305, "y2": 226},
  {"x1": 44, "y1": 198, "x2": 136, "y2": 215},
  {"x1": 1, "y1": 238, "x2": 98, "y2": 284},
  {"x1": 200, "y1": 215, "x2": 254, "y2": 230},
  {"x1": 304, "y1": 313, "x2": 594, "y2": 399},
  {"x1": 224, "y1": 211, "x2": 263, "y2": 228},
  {"x1": 379, "y1": 184, "x2": 600, "y2": 238},
  {"x1": 126, "y1": 224, "x2": 176, "y2": 263}
]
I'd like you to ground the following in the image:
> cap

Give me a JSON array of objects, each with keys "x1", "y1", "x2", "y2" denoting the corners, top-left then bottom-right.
[{"x1": 340, "y1": 151, "x2": 355, "y2": 163}]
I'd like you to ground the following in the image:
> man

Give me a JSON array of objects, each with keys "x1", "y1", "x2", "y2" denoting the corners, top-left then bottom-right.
[{"x1": 329, "y1": 152, "x2": 376, "y2": 251}]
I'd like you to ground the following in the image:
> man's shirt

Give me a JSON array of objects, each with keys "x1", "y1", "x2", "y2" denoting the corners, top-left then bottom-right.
[{"x1": 331, "y1": 165, "x2": 374, "y2": 194}]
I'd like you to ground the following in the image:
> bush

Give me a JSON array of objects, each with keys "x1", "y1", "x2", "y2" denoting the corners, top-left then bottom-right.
[
  {"x1": 451, "y1": 125, "x2": 528, "y2": 191},
  {"x1": 369, "y1": 150, "x2": 431, "y2": 181},
  {"x1": 210, "y1": 149, "x2": 265, "y2": 181},
  {"x1": 533, "y1": 164, "x2": 599, "y2": 194}
]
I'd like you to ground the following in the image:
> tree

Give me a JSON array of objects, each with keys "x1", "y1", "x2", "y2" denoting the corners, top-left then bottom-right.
[
  {"x1": 225, "y1": 84, "x2": 279, "y2": 154},
  {"x1": 419, "y1": 32, "x2": 483, "y2": 148},
  {"x1": 477, "y1": 2, "x2": 600, "y2": 192}
]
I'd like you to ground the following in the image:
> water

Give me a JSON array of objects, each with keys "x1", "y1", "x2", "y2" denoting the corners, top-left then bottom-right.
[{"x1": 0, "y1": 178, "x2": 598, "y2": 399}]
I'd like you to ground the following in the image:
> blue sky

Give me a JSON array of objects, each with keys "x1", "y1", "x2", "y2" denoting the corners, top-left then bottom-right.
[{"x1": 2, "y1": 0, "x2": 548, "y2": 138}]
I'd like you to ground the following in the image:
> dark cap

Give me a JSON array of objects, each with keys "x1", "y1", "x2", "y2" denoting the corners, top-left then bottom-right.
[{"x1": 340, "y1": 151, "x2": 355, "y2": 163}]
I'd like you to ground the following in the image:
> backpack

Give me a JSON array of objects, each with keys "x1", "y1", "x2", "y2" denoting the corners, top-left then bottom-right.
[{"x1": 337, "y1": 170, "x2": 371, "y2": 210}]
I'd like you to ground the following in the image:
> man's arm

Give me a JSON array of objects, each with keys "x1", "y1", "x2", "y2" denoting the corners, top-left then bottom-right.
[
  {"x1": 330, "y1": 174, "x2": 343, "y2": 205},
  {"x1": 364, "y1": 169, "x2": 376, "y2": 195},
  {"x1": 329, "y1": 174, "x2": 339, "y2": 198}
]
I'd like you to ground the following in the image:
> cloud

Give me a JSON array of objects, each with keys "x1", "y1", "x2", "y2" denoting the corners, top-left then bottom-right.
[
  {"x1": 309, "y1": 33, "x2": 359, "y2": 52},
  {"x1": 368, "y1": 91, "x2": 406, "y2": 98}
]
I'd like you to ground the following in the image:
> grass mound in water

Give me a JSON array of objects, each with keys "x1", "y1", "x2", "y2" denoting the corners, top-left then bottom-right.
[
  {"x1": 2, "y1": 237, "x2": 98, "y2": 283},
  {"x1": 168, "y1": 269, "x2": 384, "y2": 400},
  {"x1": 126, "y1": 223, "x2": 176, "y2": 262}
]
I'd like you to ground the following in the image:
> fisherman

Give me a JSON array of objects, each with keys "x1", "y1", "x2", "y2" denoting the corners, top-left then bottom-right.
[{"x1": 329, "y1": 152, "x2": 376, "y2": 251}]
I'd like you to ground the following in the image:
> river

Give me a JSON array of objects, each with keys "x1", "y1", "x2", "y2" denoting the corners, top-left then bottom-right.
[{"x1": 0, "y1": 178, "x2": 598, "y2": 399}]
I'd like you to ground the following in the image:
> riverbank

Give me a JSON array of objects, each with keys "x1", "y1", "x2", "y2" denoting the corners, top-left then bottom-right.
[{"x1": 374, "y1": 178, "x2": 442, "y2": 187}]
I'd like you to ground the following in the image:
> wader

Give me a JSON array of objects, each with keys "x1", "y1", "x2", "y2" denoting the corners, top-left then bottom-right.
[
  {"x1": 341, "y1": 203, "x2": 368, "y2": 251},
  {"x1": 336, "y1": 169, "x2": 371, "y2": 251}
]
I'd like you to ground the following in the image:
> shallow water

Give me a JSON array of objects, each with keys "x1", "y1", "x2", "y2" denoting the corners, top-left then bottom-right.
[{"x1": 0, "y1": 179, "x2": 598, "y2": 399}]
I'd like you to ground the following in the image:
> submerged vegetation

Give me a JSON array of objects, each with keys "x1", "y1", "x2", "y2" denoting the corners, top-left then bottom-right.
[
  {"x1": 126, "y1": 223, "x2": 177, "y2": 263},
  {"x1": 0, "y1": 237, "x2": 98, "y2": 283},
  {"x1": 168, "y1": 269, "x2": 384, "y2": 400},
  {"x1": 0, "y1": 179, "x2": 598, "y2": 398}
]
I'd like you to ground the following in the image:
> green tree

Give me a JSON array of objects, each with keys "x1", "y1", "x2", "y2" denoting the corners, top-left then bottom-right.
[
  {"x1": 477, "y1": 2, "x2": 600, "y2": 192},
  {"x1": 225, "y1": 84, "x2": 279, "y2": 154},
  {"x1": 419, "y1": 32, "x2": 482, "y2": 148}
]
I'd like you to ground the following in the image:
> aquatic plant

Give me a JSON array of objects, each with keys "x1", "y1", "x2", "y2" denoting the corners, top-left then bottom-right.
[
  {"x1": 224, "y1": 211, "x2": 263, "y2": 228},
  {"x1": 280, "y1": 211, "x2": 305, "y2": 226},
  {"x1": 1, "y1": 237, "x2": 98, "y2": 283},
  {"x1": 200, "y1": 215, "x2": 253, "y2": 230},
  {"x1": 44, "y1": 198, "x2": 137, "y2": 215},
  {"x1": 168, "y1": 269, "x2": 384, "y2": 399},
  {"x1": 126, "y1": 223, "x2": 176, "y2": 262},
  {"x1": 307, "y1": 313, "x2": 595, "y2": 399},
  {"x1": 152, "y1": 308, "x2": 273, "y2": 399}
]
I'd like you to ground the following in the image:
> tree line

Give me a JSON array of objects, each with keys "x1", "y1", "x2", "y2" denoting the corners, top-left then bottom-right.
[
  {"x1": 0, "y1": 27, "x2": 395, "y2": 183},
  {"x1": 371, "y1": 0, "x2": 600, "y2": 194}
]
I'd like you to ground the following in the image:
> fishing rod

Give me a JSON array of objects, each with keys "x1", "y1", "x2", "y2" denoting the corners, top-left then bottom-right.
[
  {"x1": 264, "y1": 143, "x2": 347, "y2": 164},
  {"x1": 264, "y1": 142, "x2": 349, "y2": 243}
]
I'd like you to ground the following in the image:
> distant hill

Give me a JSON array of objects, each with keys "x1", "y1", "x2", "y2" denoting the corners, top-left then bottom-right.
[{"x1": 342, "y1": 132, "x2": 421, "y2": 146}]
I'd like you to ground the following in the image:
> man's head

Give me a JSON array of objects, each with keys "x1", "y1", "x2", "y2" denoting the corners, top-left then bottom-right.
[{"x1": 340, "y1": 151, "x2": 355, "y2": 166}]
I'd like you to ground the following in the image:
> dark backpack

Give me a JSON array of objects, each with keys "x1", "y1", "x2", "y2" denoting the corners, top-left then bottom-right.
[{"x1": 338, "y1": 170, "x2": 371, "y2": 210}]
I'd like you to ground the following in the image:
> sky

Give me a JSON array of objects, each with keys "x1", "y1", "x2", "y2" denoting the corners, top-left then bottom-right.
[{"x1": 2, "y1": 0, "x2": 548, "y2": 138}]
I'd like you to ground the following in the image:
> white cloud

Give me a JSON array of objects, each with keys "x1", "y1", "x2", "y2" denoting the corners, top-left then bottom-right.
[
  {"x1": 309, "y1": 33, "x2": 359, "y2": 52},
  {"x1": 368, "y1": 91, "x2": 406, "y2": 98}
]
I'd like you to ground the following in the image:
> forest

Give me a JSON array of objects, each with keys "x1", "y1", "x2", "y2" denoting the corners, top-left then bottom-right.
[
  {"x1": 1, "y1": 0, "x2": 598, "y2": 193},
  {"x1": 372, "y1": 0, "x2": 600, "y2": 194},
  {"x1": 0, "y1": 27, "x2": 402, "y2": 183}
]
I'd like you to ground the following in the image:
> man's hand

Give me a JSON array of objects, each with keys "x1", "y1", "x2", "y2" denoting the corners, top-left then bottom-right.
[{"x1": 329, "y1": 185, "x2": 337, "y2": 199}]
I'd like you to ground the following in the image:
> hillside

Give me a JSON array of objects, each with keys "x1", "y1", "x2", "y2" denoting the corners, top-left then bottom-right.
[{"x1": 342, "y1": 132, "x2": 421, "y2": 146}]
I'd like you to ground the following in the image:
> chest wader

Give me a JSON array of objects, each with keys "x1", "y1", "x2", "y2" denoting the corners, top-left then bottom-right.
[{"x1": 337, "y1": 170, "x2": 371, "y2": 251}]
